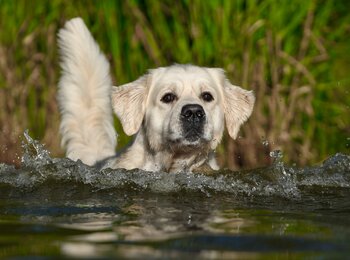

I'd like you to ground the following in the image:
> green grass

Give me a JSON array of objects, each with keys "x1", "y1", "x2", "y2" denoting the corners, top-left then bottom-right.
[{"x1": 0, "y1": 0, "x2": 349, "y2": 168}]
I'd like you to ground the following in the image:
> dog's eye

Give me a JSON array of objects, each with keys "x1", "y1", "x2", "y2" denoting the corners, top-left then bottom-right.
[
  {"x1": 201, "y1": 92, "x2": 214, "y2": 102},
  {"x1": 161, "y1": 93, "x2": 177, "y2": 103}
]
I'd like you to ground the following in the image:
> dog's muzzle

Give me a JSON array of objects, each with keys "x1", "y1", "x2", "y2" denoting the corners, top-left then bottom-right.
[{"x1": 180, "y1": 104, "x2": 206, "y2": 142}]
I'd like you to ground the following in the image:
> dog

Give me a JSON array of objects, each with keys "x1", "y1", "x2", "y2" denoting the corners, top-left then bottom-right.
[{"x1": 57, "y1": 18, "x2": 255, "y2": 173}]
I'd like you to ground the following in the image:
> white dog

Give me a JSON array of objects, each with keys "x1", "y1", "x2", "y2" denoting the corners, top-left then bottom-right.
[{"x1": 57, "y1": 18, "x2": 255, "y2": 173}]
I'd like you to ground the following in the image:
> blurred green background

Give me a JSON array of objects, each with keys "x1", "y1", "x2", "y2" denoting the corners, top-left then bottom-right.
[{"x1": 0, "y1": 0, "x2": 349, "y2": 169}]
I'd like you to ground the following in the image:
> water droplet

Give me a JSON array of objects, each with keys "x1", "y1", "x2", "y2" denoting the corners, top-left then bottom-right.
[
  {"x1": 262, "y1": 140, "x2": 269, "y2": 147},
  {"x1": 269, "y1": 150, "x2": 283, "y2": 160}
]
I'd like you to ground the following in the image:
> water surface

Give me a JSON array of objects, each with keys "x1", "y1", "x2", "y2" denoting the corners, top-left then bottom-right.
[{"x1": 0, "y1": 132, "x2": 349, "y2": 258}]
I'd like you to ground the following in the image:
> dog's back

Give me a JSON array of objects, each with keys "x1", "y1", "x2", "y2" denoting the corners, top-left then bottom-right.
[{"x1": 57, "y1": 18, "x2": 116, "y2": 165}]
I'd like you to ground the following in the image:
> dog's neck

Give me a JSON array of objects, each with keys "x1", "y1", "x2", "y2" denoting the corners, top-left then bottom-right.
[{"x1": 111, "y1": 130, "x2": 218, "y2": 173}]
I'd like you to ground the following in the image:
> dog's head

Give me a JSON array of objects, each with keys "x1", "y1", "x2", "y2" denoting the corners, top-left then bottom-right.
[{"x1": 112, "y1": 64, "x2": 255, "y2": 154}]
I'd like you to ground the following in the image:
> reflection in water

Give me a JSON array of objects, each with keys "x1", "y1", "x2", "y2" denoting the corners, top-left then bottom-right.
[{"x1": 0, "y1": 132, "x2": 349, "y2": 258}]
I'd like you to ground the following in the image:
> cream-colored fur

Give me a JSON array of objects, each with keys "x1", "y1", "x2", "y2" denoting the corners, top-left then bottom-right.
[{"x1": 58, "y1": 18, "x2": 255, "y2": 173}]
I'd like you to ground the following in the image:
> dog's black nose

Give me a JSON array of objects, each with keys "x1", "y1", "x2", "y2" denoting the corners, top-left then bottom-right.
[
  {"x1": 180, "y1": 104, "x2": 206, "y2": 142},
  {"x1": 181, "y1": 104, "x2": 205, "y2": 121}
]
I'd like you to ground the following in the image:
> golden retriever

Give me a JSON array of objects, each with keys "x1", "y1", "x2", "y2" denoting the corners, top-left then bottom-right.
[{"x1": 57, "y1": 18, "x2": 255, "y2": 173}]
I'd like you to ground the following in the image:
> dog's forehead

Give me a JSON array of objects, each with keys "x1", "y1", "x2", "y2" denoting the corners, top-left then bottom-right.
[{"x1": 152, "y1": 66, "x2": 216, "y2": 91}]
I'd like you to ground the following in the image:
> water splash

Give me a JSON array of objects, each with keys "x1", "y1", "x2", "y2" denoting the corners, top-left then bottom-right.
[
  {"x1": 262, "y1": 139, "x2": 269, "y2": 147},
  {"x1": 0, "y1": 132, "x2": 349, "y2": 198},
  {"x1": 297, "y1": 153, "x2": 350, "y2": 188},
  {"x1": 22, "y1": 130, "x2": 52, "y2": 167},
  {"x1": 270, "y1": 150, "x2": 286, "y2": 173}
]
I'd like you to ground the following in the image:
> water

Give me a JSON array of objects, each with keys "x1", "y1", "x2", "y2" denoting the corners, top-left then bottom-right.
[{"x1": 0, "y1": 132, "x2": 349, "y2": 258}]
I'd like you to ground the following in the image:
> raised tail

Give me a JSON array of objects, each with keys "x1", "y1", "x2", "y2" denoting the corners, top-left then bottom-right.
[{"x1": 57, "y1": 18, "x2": 116, "y2": 165}]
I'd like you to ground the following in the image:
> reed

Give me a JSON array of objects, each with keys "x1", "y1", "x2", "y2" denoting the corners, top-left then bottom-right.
[{"x1": 0, "y1": 0, "x2": 349, "y2": 168}]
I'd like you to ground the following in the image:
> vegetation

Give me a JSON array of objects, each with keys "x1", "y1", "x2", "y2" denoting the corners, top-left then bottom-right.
[{"x1": 0, "y1": 0, "x2": 349, "y2": 169}]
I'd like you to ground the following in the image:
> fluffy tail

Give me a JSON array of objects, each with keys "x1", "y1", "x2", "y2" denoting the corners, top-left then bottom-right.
[{"x1": 57, "y1": 18, "x2": 116, "y2": 165}]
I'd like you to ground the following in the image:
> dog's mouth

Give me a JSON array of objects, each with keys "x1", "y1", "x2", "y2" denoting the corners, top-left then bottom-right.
[
  {"x1": 169, "y1": 128, "x2": 209, "y2": 149},
  {"x1": 183, "y1": 129, "x2": 204, "y2": 143}
]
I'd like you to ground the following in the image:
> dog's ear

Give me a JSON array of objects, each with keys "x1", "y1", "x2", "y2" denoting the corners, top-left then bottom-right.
[
  {"x1": 207, "y1": 68, "x2": 255, "y2": 139},
  {"x1": 112, "y1": 75, "x2": 149, "y2": 136},
  {"x1": 223, "y1": 81, "x2": 255, "y2": 139}
]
